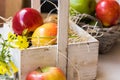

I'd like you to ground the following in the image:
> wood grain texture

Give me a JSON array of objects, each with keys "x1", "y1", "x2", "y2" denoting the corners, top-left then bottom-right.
[
  {"x1": 67, "y1": 22, "x2": 99, "y2": 80},
  {"x1": 21, "y1": 46, "x2": 57, "y2": 80},
  {"x1": 57, "y1": 0, "x2": 69, "y2": 75}
]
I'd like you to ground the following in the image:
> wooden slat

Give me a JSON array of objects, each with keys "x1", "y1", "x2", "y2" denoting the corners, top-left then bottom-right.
[
  {"x1": 57, "y1": 0, "x2": 69, "y2": 75},
  {"x1": 31, "y1": 0, "x2": 40, "y2": 12},
  {"x1": 66, "y1": 22, "x2": 99, "y2": 80}
]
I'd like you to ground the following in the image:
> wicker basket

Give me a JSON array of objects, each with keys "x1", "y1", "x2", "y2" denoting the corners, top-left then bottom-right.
[{"x1": 97, "y1": 29, "x2": 120, "y2": 54}]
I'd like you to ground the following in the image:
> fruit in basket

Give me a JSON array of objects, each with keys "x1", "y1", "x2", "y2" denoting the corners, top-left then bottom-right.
[
  {"x1": 26, "y1": 67, "x2": 66, "y2": 80},
  {"x1": 31, "y1": 22, "x2": 57, "y2": 46},
  {"x1": 96, "y1": 0, "x2": 120, "y2": 27},
  {"x1": 12, "y1": 8, "x2": 43, "y2": 35},
  {"x1": 70, "y1": 0, "x2": 96, "y2": 15}
]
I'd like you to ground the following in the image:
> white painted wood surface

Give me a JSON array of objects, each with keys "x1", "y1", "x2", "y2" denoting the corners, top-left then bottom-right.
[
  {"x1": 31, "y1": 0, "x2": 40, "y2": 12},
  {"x1": 57, "y1": 0, "x2": 69, "y2": 75},
  {"x1": 67, "y1": 22, "x2": 98, "y2": 80},
  {"x1": 21, "y1": 46, "x2": 57, "y2": 80}
]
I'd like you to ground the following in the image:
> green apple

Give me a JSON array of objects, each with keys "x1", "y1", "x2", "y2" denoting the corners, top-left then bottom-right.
[
  {"x1": 70, "y1": 0, "x2": 96, "y2": 15},
  {"x1": 26, "y1": 67, "x2": 66, "y2": 80}
]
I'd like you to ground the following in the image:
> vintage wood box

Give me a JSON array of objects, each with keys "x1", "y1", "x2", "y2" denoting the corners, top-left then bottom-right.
[
  {"x1": 11, "y1": 21, "x2": 98, "y2": 80},
  {"x1": 1, "y1": 0, "x2": 99, "y2": 80}
]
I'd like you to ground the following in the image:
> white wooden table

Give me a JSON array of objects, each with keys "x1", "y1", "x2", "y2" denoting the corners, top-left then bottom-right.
[{"x1": 96, "y1": 38, "x2": 120, "y2": 80}]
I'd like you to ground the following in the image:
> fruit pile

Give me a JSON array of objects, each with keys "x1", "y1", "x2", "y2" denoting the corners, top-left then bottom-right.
[
  {"x1": 70, "y1": 0, "x2": 120, "y2": 54},
  {"x1": 10, "y1": 6, "x2": 88, "y2": 49},
  {"x1": 11, "y1": 8, "x2": 58, "y2": 48},
  {"x1": 70, "y1": 0, "x2": 120, "y2": 28}
]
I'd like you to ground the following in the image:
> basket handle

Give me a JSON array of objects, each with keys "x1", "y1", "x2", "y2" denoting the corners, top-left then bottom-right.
[
  {"x1": 57, "y1": 0, "x2": 69, "y2": 75},
  {"x1": 31, "y1": 0, "x2": 40, "y2": 12},
  {"x1": 31, "y1": 0, "x2": 69, "y2": 75}
]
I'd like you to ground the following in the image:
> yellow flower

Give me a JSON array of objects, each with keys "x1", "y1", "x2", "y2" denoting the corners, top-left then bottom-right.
[
  {"x1": 0, "y1": 61, "x2": 17, "y2": 76},
  {"x1": 0, "y1": 61, "x2": 8, "y2": 75},
  {"x1": 0, "y1": 33, "x2": 19, "y2": 76},
  {"x1": 7, "y1": 32, "x2": 17, "y2": 42},
  {"x1": 7, "y1": 32, "x2": 29, "y2": 50},
  {"x1": 10, "y1": 61, "x2": 18, "y2": 73},
  {"x1": 15, "y1": 35, "x2": 29, "y2": 50}
]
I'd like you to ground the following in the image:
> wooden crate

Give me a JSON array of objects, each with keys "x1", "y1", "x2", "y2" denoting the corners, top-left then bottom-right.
[
  {"x1": 11, "y1": 22, "x2": 98, "y2": 80},
  {"x1": 10, "y1": 0, "x2": 99, "y2": 80}
]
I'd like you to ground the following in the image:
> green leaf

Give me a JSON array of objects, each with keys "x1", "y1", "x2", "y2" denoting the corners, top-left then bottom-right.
[{"x1": 0, "y1": 34, "x2": 2, "y2": 38}]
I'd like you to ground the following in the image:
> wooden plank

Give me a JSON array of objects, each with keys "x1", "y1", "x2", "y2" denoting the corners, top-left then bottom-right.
[
  {"x1": 21, "y1": 46, "x2": 57, "y2": 80},
  {"x1": 57, "y1": 0, "x2": 69, "y2": 75},
  {"x1": 67, "y1": 22, "x2": 99, "y2": 80},
  {"x1": 31, "y1": 0, "x2": 40, "y2": 12},
  {"x1": 67, "y1": 42, "x2": 98, "y2": 80}
]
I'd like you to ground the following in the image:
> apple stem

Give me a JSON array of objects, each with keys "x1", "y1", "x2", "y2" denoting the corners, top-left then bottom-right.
[{"x1": 36, "y1": 67, "x2": 43, "y2": 73}]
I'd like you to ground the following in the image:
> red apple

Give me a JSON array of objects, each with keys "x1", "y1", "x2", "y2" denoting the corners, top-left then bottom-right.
[
  {"x1": 96, "y1": 0, "x2": 120, "y2": 27},
  {"x1": 12, "y1": 8, "x2": 43, "y2": 35},
  {"x1": 26, "y1": 67, "x2": 66, "y2": 80},
  {"x1": 119, "y1": 5, "x2": 120, "y2": 19}
]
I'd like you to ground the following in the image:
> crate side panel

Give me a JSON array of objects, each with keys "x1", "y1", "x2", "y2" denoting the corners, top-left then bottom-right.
[
  {"x1": 67, "y1": 42, "x2": 99, "y2": 80},
  {"x1": 70, "y1": 21, "x2": 98, "y2": 43},
  {"x1": 21, "y1": 46, "x2": 57, "y2": 80}
]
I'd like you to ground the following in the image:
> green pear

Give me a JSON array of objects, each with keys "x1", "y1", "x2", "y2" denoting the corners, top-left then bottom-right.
[{"x1": 70, "y1": 0, "x2": 96, "y2": 15}]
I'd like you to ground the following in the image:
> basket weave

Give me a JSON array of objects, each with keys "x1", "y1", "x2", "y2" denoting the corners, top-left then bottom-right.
[{"x1": 97, "y1": 30, "x2": 120, "y2": 54}]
